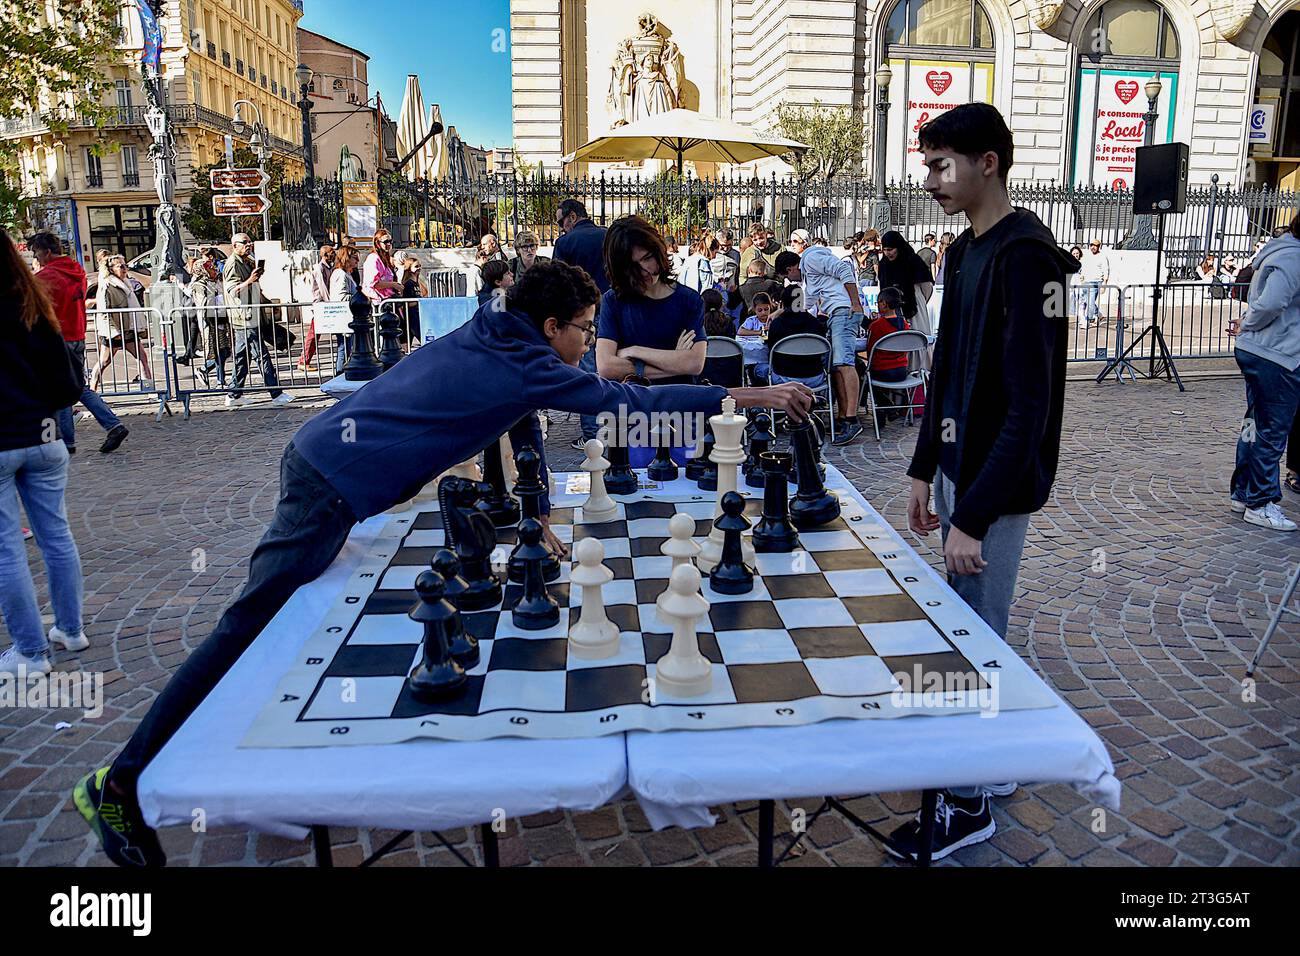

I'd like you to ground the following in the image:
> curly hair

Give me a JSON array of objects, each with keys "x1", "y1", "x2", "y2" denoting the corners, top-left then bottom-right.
[
  {"x1": 604, "y1": 215, "x2": 674, "y2": 300},
  {"x1": 508, "y1": 258, "x2": 601, "y2": 333}
]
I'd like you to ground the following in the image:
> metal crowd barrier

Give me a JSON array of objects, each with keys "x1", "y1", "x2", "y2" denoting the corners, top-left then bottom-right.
[
  {"x1": 1066, "y1": 282, "x2": 1126, "y2": 363},
  {"x1": 1118, "y1": 281, "x2": 1247, "y2": 361},
  {"x1": 82, "y1": 306, "x2": 173, "y2": 421}
]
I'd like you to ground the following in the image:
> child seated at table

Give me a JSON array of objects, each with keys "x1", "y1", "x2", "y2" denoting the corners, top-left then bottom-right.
[
  {"x1": 737, "y1": 291, "x2": 772, "y2": 382},
  {"x1": 862, "y1": 286, "x2": 912, "y2": 426},
  {"x1": 764, "y1": 285, "x2": 828, "y2": 390},
  {"x1": 701, "y1": 288, "x2": 736, "y2": 338}
]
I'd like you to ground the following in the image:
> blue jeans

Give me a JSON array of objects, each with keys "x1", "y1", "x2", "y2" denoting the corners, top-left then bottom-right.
[
  {"x1": 1231, "y1": 349, "x2": 1300, "y2": 509},
  {"x1": 1082, "y1": 282, "x2": 1102, "y2": 324},
  {"x1": 231, "y1": 327, "x2": 282, "y2": 399},
  {"x1": 770, "y1": 369, "x2": 828, "y2": 390},
  {"x1": 934, "y1": 471, "x2": 1030, "y2": 640},
  {"x1": 0, "y1": 442, "x2": 83, "y2": 659},
  {"x1": 579, "y1": 347, "x2": 600, "y2": 440},
  {"x1": 56, "y1": 340, "x2": 122, "y2": 448}
]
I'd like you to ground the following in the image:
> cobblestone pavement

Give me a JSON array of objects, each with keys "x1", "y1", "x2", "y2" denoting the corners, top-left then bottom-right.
[{"x1": 2, "y1": 375, "x2": 1298, "y2": 868}]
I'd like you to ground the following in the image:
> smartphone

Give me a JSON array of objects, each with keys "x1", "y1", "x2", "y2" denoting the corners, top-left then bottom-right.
[{"x1": 256, "y1": 259, "x2": 266, "y2": 273}]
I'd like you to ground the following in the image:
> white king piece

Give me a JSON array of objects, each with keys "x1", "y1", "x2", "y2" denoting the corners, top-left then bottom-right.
[{"x1": 696, "y1": 397, "x2": 755, "y2": 574}]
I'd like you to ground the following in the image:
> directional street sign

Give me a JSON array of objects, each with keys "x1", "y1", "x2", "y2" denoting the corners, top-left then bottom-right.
[
  {"x1": 210, "y1": 167, "x2": 270, "y2": 191},
  {"x1": 213, "y1": 193, "x2": 270, "y2": 217}
]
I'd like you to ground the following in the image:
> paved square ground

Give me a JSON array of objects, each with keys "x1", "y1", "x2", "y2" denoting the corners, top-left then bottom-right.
[{"x1": 2, "y1": 375, "x2": 1297, "y2": 867}]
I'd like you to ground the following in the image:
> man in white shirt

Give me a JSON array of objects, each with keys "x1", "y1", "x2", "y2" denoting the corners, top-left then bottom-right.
[
  {"x1": 1079, "y1": 238, "x2": 1110, "y2": 327},
  {"x1": 785, "y1": 228, "x2": 866, "y2": 444}
]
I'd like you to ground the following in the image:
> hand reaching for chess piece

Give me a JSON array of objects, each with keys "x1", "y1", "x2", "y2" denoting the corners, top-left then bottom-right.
[
  {"x1": 726, "y1": 383, "x2": 815, "y2": 423},
  {"x1": 539, "y1": 516, "x2": 568, "y2": 559}
]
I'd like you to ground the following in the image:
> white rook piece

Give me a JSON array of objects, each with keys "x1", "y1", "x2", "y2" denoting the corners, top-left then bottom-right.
[
  {"x1": 662, "y1": 512, "x2": 700, "y2": 570},
  {"x1": 569, "y1": 537, "x2": 620, "y2": 660},
  {"x1": 654, "y1": 563, "x2": 713, "y2": 697},
  {"x1": 696, "y1": 397, "x2": 755, "y2": 573},
  {"x1": 580, "y1": 438, "x2": 619, "y2": 523}
]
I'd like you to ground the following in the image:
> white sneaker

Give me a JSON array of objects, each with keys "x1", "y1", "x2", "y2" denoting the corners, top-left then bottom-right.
[
  {"x1": 225, "y1": 395, "x2": 247, "y2": 408},
  {"x1": 77, "y1": 411, "x2": 94, "y2": 423},
  {"x1": 271, "y1": 392, "x2": 296, "y2": 407},
  {"x1": 137, "y1": 379, "x2": 154, "y2": 391},
  {"x1": 1077, "y1": 318, "x2": 1089, "y2": 331},
  {"x1": 0, "y1": 645, "x2": 52, "y2": 676},
  {"x1": 49, "y1": 626, "x2": 89, "y2": 652},
  {"x1": 1229, "y1": 496, "x2": 1247, "y2": 514},
  {"x1": 982, "y1": 782, "x2": 1019, "y2": 797},
  {"x1": 1244, "y1": 502, "x2": 1297, "y2": 532}
]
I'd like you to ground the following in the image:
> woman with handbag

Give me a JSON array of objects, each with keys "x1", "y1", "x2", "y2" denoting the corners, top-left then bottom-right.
[
  {"x1": 185, "y1": 255, "x2": 228, "y2": 388},
  {"x1": 89, "y1": 254, "x2": 154, "y2": 392}
]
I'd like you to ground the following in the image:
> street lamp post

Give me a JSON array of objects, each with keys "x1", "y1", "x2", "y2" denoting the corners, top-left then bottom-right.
[
  {"x1": 295, "y1": 63, "x2": 324, "y2": 249},
  {"x1": 1125, "y1": 73, "x2": 1163, "y2": 251},
  {"x1": 233, "y1": 99, "x2": 272, "y2": 241},
  {"x1": 873, "y1": 64, "x2": 892, "y2": 233}
]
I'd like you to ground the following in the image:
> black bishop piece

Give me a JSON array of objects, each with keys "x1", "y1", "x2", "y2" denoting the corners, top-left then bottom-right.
[
  {"x1": 788, "y1": 420, "x2": 841, "y2": 528},
  {"x1": 695, "y1": 424, "x2": 718, "y2": 491},
  {"x1": 508, "y1": 446, "x2": 561, "y2": 584},
  {"x1": 431, "y1": 549, "x2": 481, "y2": 669},
  {"x1": 743, "y1": 413, "x2": 774, "y2": 489},
  {"x1": 511, "y1": 518, "x2": 561, "y2": 630},
  {"x1": 407, "y1": 571, "x2": 468, "y2": 701},
  {"x1": 647, "y1": 422, "x2": 679, "y2": 483}
]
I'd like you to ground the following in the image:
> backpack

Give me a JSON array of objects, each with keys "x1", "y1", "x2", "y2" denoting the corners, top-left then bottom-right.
[{"x1": 1230, "y1": 264, "x2": 1254, "y2": 302}]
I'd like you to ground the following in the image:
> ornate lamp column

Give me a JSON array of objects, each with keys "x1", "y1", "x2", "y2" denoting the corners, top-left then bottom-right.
[
  {"x1": 873, "y1": 64, "x2": 893, "y2": 233},
  {"x1": 1125, "y1": 74, "x2": 1163, "y2": 251},
  {"x1": 141, "y1": 0, "x2": 185, "y2": 288},
  {"x1": 295, "y1": 62, "x2": 324, "y2": 249}
]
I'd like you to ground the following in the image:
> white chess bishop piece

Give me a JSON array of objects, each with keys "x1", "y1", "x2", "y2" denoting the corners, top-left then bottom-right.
[
  {"x1": 653, "y1": 563, "x2": 713, "y2": 698},
  {"x1": 569, "y1": 538, "x2": 621, "y2": 660},
  {"x1": 580, "y1": 438, "x2": 619, "y2": 523},
  {"x1": 445, "y1": 456, "x2": 482, "y2": 481},
  {"x1": 696, "y1": 397, "x2": 755, "y2": 573},
  {"x1": 661, "y1": 512, "x2": 700, "y2": 571}
]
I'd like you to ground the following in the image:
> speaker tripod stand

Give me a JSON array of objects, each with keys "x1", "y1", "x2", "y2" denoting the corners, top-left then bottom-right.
[{"x1": 1096, "y1": 211, "x2": 1185, "y2": 392}]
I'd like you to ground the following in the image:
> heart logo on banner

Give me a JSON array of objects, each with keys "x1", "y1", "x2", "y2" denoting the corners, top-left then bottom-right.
[
  {"x1": 926, "y1": 71, "x2": 953, "y2": 96},
  {"x1": 1114, "y1": 80, "x2": 1139, "y2": 104}
]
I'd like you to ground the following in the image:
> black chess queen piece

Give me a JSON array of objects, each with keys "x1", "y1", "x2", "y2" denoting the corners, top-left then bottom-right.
[
  {"x1": 752, "y1": 452, "x2": 801, "y2": 552},
  {"x1": 709, "y1": 491, "x2": 756, "y2": 595},
  {"x1": 508, "y1": 445, "x2": 561, "y2": 584},
  {"x1": 407, "y1": 570, "x2": 468, "y2": 702},
  {"x1": 511, "y1": 518, "x2": 561, "y2": 630},
  {"x1": 604, "y1": 437, "x2": 639, "y2": 496},
  {"x1": 743, "y1": 412, "x2": 775, "y2": 489},
  {"x1": 343, "y1": 290, "x2": 383, "y2": 381},
  {"x1": 377, "y1": 307, "x2": 404, "y2": 371},
  {"x1": 431, "y1": 549, "x2": 480, "y2": 669},
  {"x1": 788, "y1": 419, "x2": 841, "y2": 528},
  {"x1": 438, "y1": 477, "x2": 502, "y2": 611},
  {"x1": 480, "y1": 436, "x2": 521, "y2": 528},
  {"x1": 647, "y1": 421, "x2": 679, "y2": 483}
]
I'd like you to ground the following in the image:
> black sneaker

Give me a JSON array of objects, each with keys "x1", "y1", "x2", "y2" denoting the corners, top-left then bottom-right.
[
  {"x1": 66, "y1": 445, "x2": 77, "y2": 455},
  {"x1": 99, "y1": 425, "x2": 129, "y2": 454},
  {"x1": 73, "y1": 767, "x2": 167, "y2": 867},
  {"x1": 831, "y1": 421, "x2": 863, "y2": 446},
  {"x1": 885, "y1": 790, "x2": 995, "y2": 862}
]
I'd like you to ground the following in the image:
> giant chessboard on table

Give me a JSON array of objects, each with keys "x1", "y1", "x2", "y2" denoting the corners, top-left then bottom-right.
[{"x1": 241, "y1": 469, "x2": 1057, "y2": 748}]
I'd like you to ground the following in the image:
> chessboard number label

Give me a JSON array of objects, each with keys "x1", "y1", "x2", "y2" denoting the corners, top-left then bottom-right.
[{"x1": 330, "y1": 726, "x2": 350, "y2": 735}]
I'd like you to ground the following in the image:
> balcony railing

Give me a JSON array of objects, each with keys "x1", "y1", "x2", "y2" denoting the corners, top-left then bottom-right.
[
  {"x1": 207, "y1": 41, "x2": 216, "y2": 58},
  {"x1": 222, "y1": 50, "x2": 231, "y2": 67},
  {"x1": 3, "y1": 105, "x2": 302, "y2": 156},
  {"x1": 123, "y1": 172, "x2": 140, "y2": 187},
  {"x1": 86, "y1": 172, "x2": 103, "y2": 188},
  {"x1": 236, "y1": 59, "x2": 244, "y2": 76}
]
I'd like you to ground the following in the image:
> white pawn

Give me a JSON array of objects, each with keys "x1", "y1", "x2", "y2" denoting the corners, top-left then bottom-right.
[
  {"x1": 661, "y1": 513, "x2": 700, "y2": 571},
  {"x1": 580, "y1": 439, "x2": 618, "y2": 523},
  {"x1": 569, "y1": 538, "x2": 620, "y2": 660},
  {"x1": 653, "y1": 563, "x2": 712, "y2": 698}
]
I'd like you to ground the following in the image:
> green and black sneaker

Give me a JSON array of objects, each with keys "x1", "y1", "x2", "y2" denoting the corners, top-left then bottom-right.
[{"x1": 73, "y1": 767, "x2": 167, "y2": 868}]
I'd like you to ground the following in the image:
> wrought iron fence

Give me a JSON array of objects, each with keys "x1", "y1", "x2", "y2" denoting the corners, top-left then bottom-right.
[{"x1": 282, "y1": 172, "x2": 1298, "y2": 271}]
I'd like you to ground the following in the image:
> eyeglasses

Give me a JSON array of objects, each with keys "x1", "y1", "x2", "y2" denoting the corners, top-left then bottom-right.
[
  {"x1": 518, "y1": 243, "x2": 538, "y2": 251},
  {"x1": 568, "y1": 321, "x2": 597, "y2": 344}
]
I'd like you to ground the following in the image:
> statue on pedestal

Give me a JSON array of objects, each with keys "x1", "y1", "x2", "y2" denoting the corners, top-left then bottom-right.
[{"x1": 605, "y1": 12, "x2": 682, "y2": 129}]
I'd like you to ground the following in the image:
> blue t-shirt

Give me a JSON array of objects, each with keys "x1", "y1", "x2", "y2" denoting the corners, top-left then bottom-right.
[{"x1": 598, "y1": 283, "x2": 706, "y2": 385}]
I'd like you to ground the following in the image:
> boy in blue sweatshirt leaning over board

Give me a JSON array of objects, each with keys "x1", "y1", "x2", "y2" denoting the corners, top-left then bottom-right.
[{"x1": 76, "y1": 258, "x2": 814, "y2": 867}]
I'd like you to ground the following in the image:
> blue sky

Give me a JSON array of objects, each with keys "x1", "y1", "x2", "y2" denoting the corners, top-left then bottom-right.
[{"x1": 300, "y1": 0, "x2": 512, "y2": 149}]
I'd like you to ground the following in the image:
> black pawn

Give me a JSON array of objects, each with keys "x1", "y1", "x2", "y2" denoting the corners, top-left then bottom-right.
[
  {"x1": 604, "y1": 440, "x2": 638, "y2": 496},
  {"x1": 343, "y1": 293, "x2": 382, "y2": 381},
  {"x1": 431, "y1": 549, "x2": 480, "y2": 669},
  {"x1": 788, "y1": 420, "x2": 841, "y2": 528},
  {"x1": 481, "y1": 437, "x2": 521, "y2": 528},
  {"x1": 696, "y1": 425, "x2": 718, "y2": 491},
  {"x1": 647, "y1": 423, "x2": 679, "y2": 482},
  {"x1": 743, "y1": 413, "x2": 774, "y2": 489},
  {"x1": 709, "y1": 491, "x2": 755, "y2": 595},
  {"x1": 377, "y1": 309, "x2": 403, "y2": 371},
  {"x1": 407, "y1": 571, "x2": 468, "y2": 701},
  {"x1": 511, "y1": 518, "x2": 560, "y2": 630},
  {"x1": 508, "y1": 446, "x2": 561, "y2": 584},
  {"x1": 752, "y1": 452, "x2": 801, "y2": 552},
  {"x1": 456, "y1": 508, "x2": 504, "y2": 611},
  {"x1": 685, "y1": 419, "x2": 713, "y2": 482}
]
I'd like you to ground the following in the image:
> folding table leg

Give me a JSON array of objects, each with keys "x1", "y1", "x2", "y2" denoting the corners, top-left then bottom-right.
[
  {"x1": 758, "y1": 799, "x2": 775, "y2": 868},
  {"x1": 311, "y1": 825, "x2": 334, "y2": 867},
  {"x1": 915, "y1": 789, "x2": 938, "y2": 868},
  {"x1": 480, "y1": 823, "x2": 500, "y2": 868}
]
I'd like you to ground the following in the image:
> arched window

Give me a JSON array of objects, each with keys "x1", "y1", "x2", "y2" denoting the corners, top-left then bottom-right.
[
  {"x1": 1252, "y1": 10, "x2": 1300, "y2": 189},
  {"x1": 883, "y1": 0, "x2": 997, "y2": 181},
  {"x1": 1072, "y1": 0, "x2": 1180, "y2": 189}
]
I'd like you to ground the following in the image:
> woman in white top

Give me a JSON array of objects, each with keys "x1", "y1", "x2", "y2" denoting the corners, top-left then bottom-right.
[
  {"x1": 90, "y1": 254, "x2": 153, "y2": 391},
  {"x1": 680, "y1": 234, "x2": 717, "y2": 294},
  {"x1": 329, "y1": 245, "x2": 360, "y2": 375}
]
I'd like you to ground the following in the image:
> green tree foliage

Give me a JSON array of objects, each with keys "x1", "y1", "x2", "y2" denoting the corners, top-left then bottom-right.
[
  {"x1": 182, "y1": 147, "x2": 288, "y2": 241},
  {"x1": 637, "y1": 168, "x2": 711, "y2": 240},
  {"x1": 773, "y1": 101, "x2": 865, "y2": 182}
]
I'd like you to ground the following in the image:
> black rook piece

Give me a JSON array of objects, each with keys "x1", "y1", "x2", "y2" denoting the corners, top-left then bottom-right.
[
  {"x1": 709, "y1": 491, "x2": 755, "y2": 595},
  {"x1": 647, "y1": 422, "x2": 679, "y2": 483},
  {"x1": 788, "y1": 420, "x2": 840, "y2": 529},
  {"x1": 743, "y1": 413, "x2": 774, "y2": 489},
  {"x1": 431, "y1": 549, "x2": 480, "y2": 669},
  {"x1": 343, "y1": 293, "x2": 382, "y2": 381},
  {"x1": 407, "y1": 571, "x2": 468, "y2": 701},
  {"x1": 511, "y1": 518, "x2": 561, "y2": 630},
  {"x1": 438, "y1": 477, "x2": 502, "y2": 611},
  {"x1": 604, "y1": 439, "x2": 638, "y2": 496},
  {"x1": 508, "y1": 445, "x2": 561, "y2": 583},
  {"x1": 752, "y1": 452, "x2": 801, "y2": 553},
  {"x1": 696, "y1": 423, "x2": 718, "y2": 491},
  {"x1": 481, "y1": 436, "x2": 521, "y2": 528}
]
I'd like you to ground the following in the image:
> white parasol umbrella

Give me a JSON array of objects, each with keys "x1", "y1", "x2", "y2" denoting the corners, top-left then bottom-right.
[
  {"x1": 395, "y1": 74, "x2": 435, "y2": 181},
  {"x1": 562, "y1": 108, "x2": 807, "y2": 174},
  {"x1": 428, "y1": 103, "x2": 446, "y2": 180}
]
